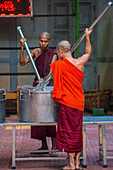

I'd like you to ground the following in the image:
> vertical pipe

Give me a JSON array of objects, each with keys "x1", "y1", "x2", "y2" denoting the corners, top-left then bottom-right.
[
  {"x1": 97, "y1": 75, "x2": 100, "y2": 115},
  {"x1": 72, "y1": 0, "x2": 76, "y2": 14},
  {"x1": 76, "y1": 0, "x2": 79, "y2": 58}
]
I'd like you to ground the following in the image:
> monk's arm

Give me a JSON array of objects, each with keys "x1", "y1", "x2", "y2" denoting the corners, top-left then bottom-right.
[
  {"x1": 42, "y1": 54, "x2": 57, "y2": 82},
  {"x1": 85, "y1": 29, "x2": 92, "y2": 57},
  {"x1": 51, "y1": 54, "x2": 58, "y2": 64},
  {"x1": 20, "y1": 38, "x2": 35, "y2": 66},
  {"x1": 47, "y1": 54, "x2": 57, "y2": 78},
  {"x1": 80, "y1": 28, "x2": 92, "y2": 65}
]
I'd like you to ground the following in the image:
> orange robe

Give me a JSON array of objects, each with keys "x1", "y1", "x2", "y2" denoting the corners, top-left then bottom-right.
[
  {"x1": 50, "y1": 58, "x2": 85, "y2": 111},
  {"x1": 50, "y1": 58, "x2": 84, "y2": 152}
]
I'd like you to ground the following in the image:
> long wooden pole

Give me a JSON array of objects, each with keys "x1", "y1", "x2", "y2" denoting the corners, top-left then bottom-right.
[{"x1": 71, "y1": 2, "x2": 113, "y2": 53}]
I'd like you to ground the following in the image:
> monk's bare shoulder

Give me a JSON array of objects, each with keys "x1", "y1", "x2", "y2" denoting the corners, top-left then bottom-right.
[
  {"x1": 67, "y1": 58, "x2": 84, "y2": 72},
  {"x1": 74, "y1": 57, "x2": 85, "y2": 72},
  {"x1": 31, "y1": 48, "x2": 40, "y2": 59}
]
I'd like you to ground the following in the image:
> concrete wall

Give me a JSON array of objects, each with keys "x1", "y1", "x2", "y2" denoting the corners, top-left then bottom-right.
[
  {"x1": 17, "y1": 0, "x2": 49, "y2": 88},
  {"x1": 0, "y1": 0, "x2": 50, "y2": 91},
  {"x1": 0, "y1": 0, "x2": 74, "y2": 91},
  {"x1": 97, "y1": 0, "x2": 113, "y2": 93},
  {"x1": 0, "y1": 0, "x2": 113, "y2": 93}
]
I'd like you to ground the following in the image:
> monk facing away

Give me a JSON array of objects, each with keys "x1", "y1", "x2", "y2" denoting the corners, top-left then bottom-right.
[{"x1": 50, "y1": 28, "x2": 92, "y2": 170}]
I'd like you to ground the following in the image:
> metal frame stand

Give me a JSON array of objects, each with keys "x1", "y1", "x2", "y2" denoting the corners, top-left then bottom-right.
[
  {"x1": 12, "y1": 126, "x2": 16, "y2": 169},
  {"x1": 99, "y1": 124, "x2": 113, "y2": 168},
  {"x1": 102, "y1": 124, "x2": 107, "y2": 168},
  {"x1": 83, "y1": 124, "x2": 87, "y2": 168},
  {"x1": 10, "y1": 123, "x2": 68, "y2": 169},
  {"x1": 2, "y1": 116, "x2": 113, "y2": 169}
]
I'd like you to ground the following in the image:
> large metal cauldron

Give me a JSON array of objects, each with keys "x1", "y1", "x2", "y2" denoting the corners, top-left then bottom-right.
[
  {"x1": 0, "y1": 89, "x2": 6, "y2": 123},
  {"x1": 19, "y1": 86, "x2": 59, "y2": 123}
]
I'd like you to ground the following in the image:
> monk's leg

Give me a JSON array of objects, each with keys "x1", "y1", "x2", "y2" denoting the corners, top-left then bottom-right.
[
  {"x1": 51, "y1": 137, "x2": 56, "y2": 150},
  {"x1": 63, "y1": 153, "x2": 75, "y2": 170},
  {"x1": 46, "y1": 126, "x2": 56, "y2": 154},
  {"x1": 38, "y1": 138, "x2": 48, "y2": 150},
  {"x1": 75, "y1": 151, "x2": 82, "y2": 169},
  {"x1": 49, "y1": 137, "x2": 57, "y2": 156}
]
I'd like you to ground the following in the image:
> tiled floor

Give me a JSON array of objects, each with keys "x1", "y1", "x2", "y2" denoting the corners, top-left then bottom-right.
[{"x1": 0, "y1": 116, "x2": 113, "y2": 170}]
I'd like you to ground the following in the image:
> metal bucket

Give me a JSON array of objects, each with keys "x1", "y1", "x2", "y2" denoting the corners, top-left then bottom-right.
[
  {"x1": 19, "y1": 86, "x2": 59, "y2": 123},
  {"x1": 0, "y1": 89, "x2": 6, "y2": 123}
]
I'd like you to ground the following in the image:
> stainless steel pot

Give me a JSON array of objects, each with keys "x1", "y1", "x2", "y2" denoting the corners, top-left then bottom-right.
[
  {"x1": 19, "y1": 86, "x2": 59, "y2": 123},
  {"x1": 0, "y1": 89, "x2": 6, "y2": 123}
]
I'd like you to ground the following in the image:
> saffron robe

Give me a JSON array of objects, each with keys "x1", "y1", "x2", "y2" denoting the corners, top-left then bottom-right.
[
  {"x1": 31, "y1": 48, "x2": 57, "y2": 140},
  {"x1": 50, "y1": 58, "x2": 84, "y2": 152},
  {"x1": 50, "y1": 58, "x2": 85, "y2": 111}
]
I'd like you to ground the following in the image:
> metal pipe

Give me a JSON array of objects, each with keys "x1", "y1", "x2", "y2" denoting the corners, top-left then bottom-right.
[
  {"x1": 17, "y1": 26, "x2": 40, "y2": 80},
  {"x1": 71, "y1": 2, "x2": 113, "y2": 53}
]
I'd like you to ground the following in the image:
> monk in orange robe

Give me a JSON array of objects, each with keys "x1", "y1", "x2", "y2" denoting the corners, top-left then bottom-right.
[{"x1": 50, "y1": 28, "x2": 92, "y2": 170}]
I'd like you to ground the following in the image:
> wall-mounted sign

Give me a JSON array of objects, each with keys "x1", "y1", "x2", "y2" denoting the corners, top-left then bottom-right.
[{"x1": 0, "y1": 0, "x2": 33, "y2": 17}]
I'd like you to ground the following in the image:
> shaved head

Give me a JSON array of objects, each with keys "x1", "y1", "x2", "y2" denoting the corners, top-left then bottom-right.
[
  {"x1": 56, "y1": 40, "x2": 71, "y2": 53},
  {"x1": 39, "y1": 32, "x2": 51, "y2": 40}
]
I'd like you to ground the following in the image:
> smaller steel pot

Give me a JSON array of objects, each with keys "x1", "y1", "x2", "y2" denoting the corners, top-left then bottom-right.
[{"x1": 0, "y1": 89, "x2": 6, "y2": 123}]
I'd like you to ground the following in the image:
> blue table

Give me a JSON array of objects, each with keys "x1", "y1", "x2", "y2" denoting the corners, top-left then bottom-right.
[
  {"x1": 2, "y1": 116, "x2": 113, "y2": 169},
  {"x1": 83, "y1": 116, "x2": 113, "y2": 168}
]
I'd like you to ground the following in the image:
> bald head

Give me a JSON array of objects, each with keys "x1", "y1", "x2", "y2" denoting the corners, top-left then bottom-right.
[
  {"x1": 39, "y1": 32, "x2": 51, "y2": 40},
  {"x1": 56, "y1": 40, "x2": 71, "y2": 53}
]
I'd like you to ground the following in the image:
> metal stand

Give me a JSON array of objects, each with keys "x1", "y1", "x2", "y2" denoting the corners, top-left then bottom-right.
[
  {"x1": 99, "y1": 124, "x2": 103, "y2": 161},
  {"x1": 10, "y1": 122, "x2": 68, "y2": 169},
  {"x1": 99, "y1": 124, "x2": 113, "y2": 168},
  {"x1": 83, "y1": 124, "x2": 87, "y2": 168},
  {"x1": 102, "y1": 124, "x2": 107, "y2": 168},
  {"x1": 83, "y1": 116, "x2": 113, "y2": 168},
  {"x1": 12, "y1": 126, "x2": 16, "y2": 169},
  {"x1": 2, "y1": 116, "x2": 113, "y2": 169}
]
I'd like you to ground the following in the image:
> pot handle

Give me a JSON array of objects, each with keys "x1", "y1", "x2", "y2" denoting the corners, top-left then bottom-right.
[
  {"x1": 20, "y1": 89, "x2": 31, "y2": 101},
  {"x1": 0, "y1": 89, "x2": 6, "y2": 101},
  {"x1": 22, "y1": 85, "x2": 34, "y2": 89}
]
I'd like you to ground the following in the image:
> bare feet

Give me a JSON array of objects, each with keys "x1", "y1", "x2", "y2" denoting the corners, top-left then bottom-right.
[
  {"x1": 62, "y1": 164, "x2": 75, "y2": 170},
  {"x1": 75, "y1": 151, "x2": 81, "y2": 169},
  {"x1": 75, "y1": 163, "x2": 83, "y2": 170},
  {"x1": 75, "y1": 167, "x2": 83, "y2": 170}
]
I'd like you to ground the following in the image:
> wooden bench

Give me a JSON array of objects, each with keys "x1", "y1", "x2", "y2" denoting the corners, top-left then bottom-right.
[{"x1": 6, "y1": 86, "x2": 21, "y2": 116}]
